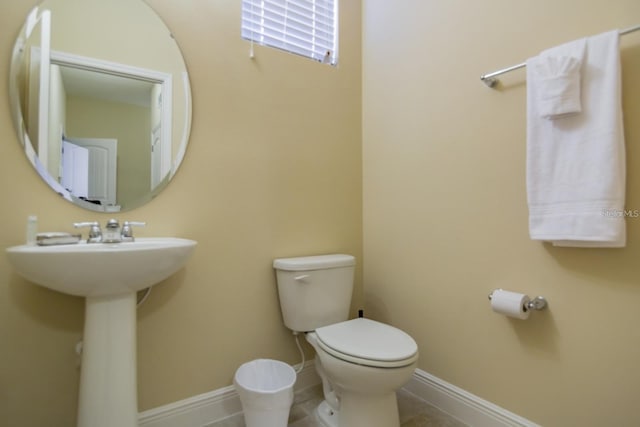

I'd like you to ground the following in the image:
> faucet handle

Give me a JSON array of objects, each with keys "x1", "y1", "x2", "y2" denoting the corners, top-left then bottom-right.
[
  {"x1": 121, "y1": 221, "x2": 146, "y2": 242},
  {"x1": 73, "y1": 221, "x2": 102, "y2": 243}
]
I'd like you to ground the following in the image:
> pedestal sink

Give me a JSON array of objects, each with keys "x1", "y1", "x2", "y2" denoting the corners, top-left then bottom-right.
[{"x1": 6, "y1": 237, "x2": 197, "y2": 427}]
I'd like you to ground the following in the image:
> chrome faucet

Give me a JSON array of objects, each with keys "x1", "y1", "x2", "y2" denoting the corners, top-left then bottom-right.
[{"x1": 74, "y1": 219, "x2": 146, "y2": 243}]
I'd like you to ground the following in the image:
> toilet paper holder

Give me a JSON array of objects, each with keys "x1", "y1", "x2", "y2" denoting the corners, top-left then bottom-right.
[{"x1": 488, "y1": 290, "x2": 547, "y2": 311}]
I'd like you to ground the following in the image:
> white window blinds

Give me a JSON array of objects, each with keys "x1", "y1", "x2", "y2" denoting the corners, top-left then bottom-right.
[{"x1": 241, "y1": 0, "x2": 338, "y2": 65}]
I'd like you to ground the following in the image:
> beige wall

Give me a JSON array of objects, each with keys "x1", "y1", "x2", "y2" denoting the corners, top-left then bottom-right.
[
  {"x1": 0, "y1": 1, "x2": 362, "y2": 426},
  {"x1": 363, "y1": 1, "x2": 640, "y2": 426}
]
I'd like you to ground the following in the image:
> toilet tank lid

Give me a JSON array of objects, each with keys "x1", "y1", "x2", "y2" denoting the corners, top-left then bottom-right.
[{"x1": 273, "y1": 254, "x2": 355, "y2": 271}]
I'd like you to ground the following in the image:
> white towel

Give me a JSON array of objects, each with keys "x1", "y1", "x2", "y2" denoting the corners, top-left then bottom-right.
[
  {"x1": 526, "y1": 30, "x2": 626, "y2": 247},
  {"x1": 530, "y1": 53, "x2": 584, "y2": 119}
]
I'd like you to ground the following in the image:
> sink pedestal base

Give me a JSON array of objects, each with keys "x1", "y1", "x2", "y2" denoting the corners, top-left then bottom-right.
[
  {"x1": 78, "y1": 293, "x2": 138, "y2": 427},
  {"x1": 6, "y1": 237, "x2": 197, "y2": 427}
]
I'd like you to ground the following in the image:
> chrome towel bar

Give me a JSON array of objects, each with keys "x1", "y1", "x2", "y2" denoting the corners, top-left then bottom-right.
[{"x1": 480, "y1": 24, "x2": 640, "y2": 88}]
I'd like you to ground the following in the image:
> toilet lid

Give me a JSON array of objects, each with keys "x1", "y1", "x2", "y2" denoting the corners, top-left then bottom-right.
[{"x1": 315, "y1": 318, "x2": 418, "y2": 368}]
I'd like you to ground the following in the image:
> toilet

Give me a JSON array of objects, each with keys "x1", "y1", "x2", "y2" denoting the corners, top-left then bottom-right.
[{"x1": 273, "y1": 254, "x2": 418, "y2": 427}]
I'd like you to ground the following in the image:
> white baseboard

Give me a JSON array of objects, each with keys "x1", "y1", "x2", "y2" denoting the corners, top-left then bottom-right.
[
  {"x1": 138, "y1": 361, "x2": 320, "y2": 427},
  {"x1": 139, "y1": 362, "x2": 539, "y2": 427},
  {"x1": 404, "y1": 368, "x2": 541, "y2": 427}
]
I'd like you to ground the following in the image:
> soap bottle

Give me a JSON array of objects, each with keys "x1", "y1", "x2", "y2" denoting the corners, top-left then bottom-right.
[{"x1": 26, "y1": 215, "x2": 38, "y2": 245}]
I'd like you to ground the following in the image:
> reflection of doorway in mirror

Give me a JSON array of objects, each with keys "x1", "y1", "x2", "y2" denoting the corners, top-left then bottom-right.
[
  {"x1": 45, "y1": 52, "x2": 172, "y2": 210},
  {"x1": 150, "y1": 83, "x2": 167, "y2": 191},
  {"x1": 63, "y1": 137, "x2": 117, "y2": 208},
  {"x1": 151, "y1": 123, "x2": 162, "y2": 190}
]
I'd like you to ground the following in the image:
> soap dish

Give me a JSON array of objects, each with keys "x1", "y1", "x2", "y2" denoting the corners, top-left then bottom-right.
[{"x1": 36, "y1": 232, "x2": 82, "y2": 246}]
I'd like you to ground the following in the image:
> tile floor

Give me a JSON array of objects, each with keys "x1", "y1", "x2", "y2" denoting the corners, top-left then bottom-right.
[{"x1": 208, "y1": 384, "x2": 469, "y2": 427}]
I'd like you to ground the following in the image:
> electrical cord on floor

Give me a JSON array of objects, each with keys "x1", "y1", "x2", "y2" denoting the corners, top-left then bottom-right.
[{"x1": 293, "y1": 332, "x2": 305, "y2": 374}]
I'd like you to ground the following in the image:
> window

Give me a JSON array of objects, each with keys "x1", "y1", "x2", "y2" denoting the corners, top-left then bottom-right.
[{"x1": 241, "y1": 0, "x2": 338, "y2": 65}]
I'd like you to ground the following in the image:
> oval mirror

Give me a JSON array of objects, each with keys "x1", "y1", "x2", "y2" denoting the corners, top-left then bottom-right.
[{"x1": 9, "y1": 0, "x2": 192, "y2": 212}]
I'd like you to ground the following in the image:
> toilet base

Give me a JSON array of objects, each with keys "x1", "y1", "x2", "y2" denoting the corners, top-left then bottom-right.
[
  {"x1": 314, "y1": 392, "x2": 400, "y2": 427},
  {"x1": 315, "y1": 400, "x2": 339, "y2": 427}
]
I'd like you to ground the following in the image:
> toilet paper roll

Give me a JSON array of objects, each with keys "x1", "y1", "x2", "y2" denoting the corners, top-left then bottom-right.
[{"x1": 490, "y1": 289, "x2": 530, "y2": 320}]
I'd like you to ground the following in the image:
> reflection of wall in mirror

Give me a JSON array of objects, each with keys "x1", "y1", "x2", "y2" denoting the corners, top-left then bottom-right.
[{"x1": 47, "y1": 0, "x2": 188, "y2": 166}]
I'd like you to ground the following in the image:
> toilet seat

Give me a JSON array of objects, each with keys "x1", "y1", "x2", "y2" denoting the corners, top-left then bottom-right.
[{"x1": 315, "y1": 318, "x2": 418, "y2": 368}]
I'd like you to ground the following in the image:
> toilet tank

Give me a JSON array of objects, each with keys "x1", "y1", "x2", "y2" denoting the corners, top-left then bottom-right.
[{"x1": 273, "y1": 254, "x2": 355, "y2": 333}]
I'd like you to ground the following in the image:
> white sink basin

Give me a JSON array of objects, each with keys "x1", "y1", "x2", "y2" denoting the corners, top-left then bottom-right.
[
  {"x1": 6, "y1": 237, "x2": 196, "y2": 297},
  {"x1": 5, "y1": 236, "x2": 196, "y2": 427}
]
